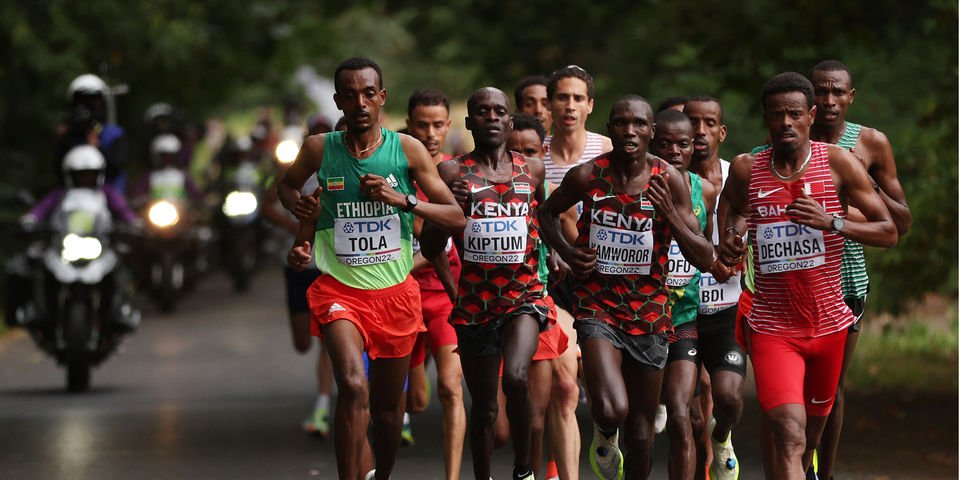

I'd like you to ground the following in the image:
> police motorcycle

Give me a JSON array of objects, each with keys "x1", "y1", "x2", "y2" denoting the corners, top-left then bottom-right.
[
  {"x1": 133, "y1": 134, "x2": 211, "y2": 312},
  {"x1": 9, "y1": 146, "x2": 141, "y2": 392},
  {"x1": 215, "y1": 136, "x2": 266, "y2": 291}
]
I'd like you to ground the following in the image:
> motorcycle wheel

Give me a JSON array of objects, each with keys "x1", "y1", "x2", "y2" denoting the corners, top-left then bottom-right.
[
  {"x1": 64, "y1": 300, "x2": 92, "y2": 393},
  {"x1": 231, "y1": 233, "x2": 257, "y2": 292},
  {"x1": 158, "y1": 256, "x2": 178, "y2": 313}
]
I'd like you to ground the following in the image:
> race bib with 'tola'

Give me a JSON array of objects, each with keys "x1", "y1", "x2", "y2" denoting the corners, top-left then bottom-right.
[{"x1": 334, "y1": 214, "x2": 402, "y2": 266}]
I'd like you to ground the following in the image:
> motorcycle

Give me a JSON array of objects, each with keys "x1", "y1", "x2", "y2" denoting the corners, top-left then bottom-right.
[
  {"x1": 13, "y1": 188, "x2": 141, "y2": 392},
  {"x1": 136, "y1": 167, "x2": 211, "y2": 312},
  {"x1": 218, "y1": 161, "x2": 264, "y2": 291}
]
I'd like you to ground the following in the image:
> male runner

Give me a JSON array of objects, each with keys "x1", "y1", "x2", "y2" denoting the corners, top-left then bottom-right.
[
  {"x1": 280, "y1": 57, "x2": 464, "y2": 480},
  {"x1": 540, "y1": 96, "x2": 716, "y2": 480},
  {"x1": 808, "y1": 59, "x2": 911, "y2": 480},
  {"x1": 515, "y1": 76, "x2": 553, "y2": 130},
  {"x1": 650, "y1": 109, "x2": 717, "y2": 480},
  {"x1": 403, "y1": 87, "x2": 467, "y2": 479},
  {"x1": 422, "y1": 88, "x2": 550, "y2": 480},
  {"x1": 506, "y1": 113, "x2": 580, "y2": 480},
  {"x1": 683, "y1": 96, "x2": 744, "y2": 480},
  {"x1": 718, "y1": 72, "x2": 897, "y2": 479}
]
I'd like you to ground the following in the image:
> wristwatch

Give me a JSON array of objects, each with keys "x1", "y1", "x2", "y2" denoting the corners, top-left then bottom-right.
[
  {"x1": 403, "y1": 194, "x2": 419, "y2": 212},
  {"x1": 831, "y1": 213, "x2": 845, "y2": 234}
]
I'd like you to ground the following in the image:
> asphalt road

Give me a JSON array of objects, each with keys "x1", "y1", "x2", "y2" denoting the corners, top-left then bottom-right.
[{"x1": 0, "y1": 266, "x2": 955, "y2": 479}]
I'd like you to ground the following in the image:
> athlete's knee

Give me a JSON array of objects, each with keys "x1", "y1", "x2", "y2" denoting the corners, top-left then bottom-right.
[
  {"x1": 713, "y1": 384, "x2": 743, "y2": 416},
  {"x1": 437, "y1": 373, "x2": 464, "y2": 408},
  {"x1": 591, "y1": 394, "x2": 628, "y2": 429},
  {"x1": 690, "y1": 407, "x2": 706, "y2": 437},
  {"x1": 769, "y1": 415, "x2": 806, "y2": 455},
  {"x1": 550, "y1": 368, "x2": 580, "y2": 413},
  {"x1": 337, "y1": 370, "x2": 368, "y2": 404},
  {"x1": 407, "y1": 387, "x2": 429, "y2": 414},
  {"x1": 502, "y1": 367, "x2": 530, "y2": 399}
]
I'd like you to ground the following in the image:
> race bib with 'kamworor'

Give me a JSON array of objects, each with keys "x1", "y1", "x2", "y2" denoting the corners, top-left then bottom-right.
[{"x1": 590, "y1": 223, "x2": 653, "y2": 275}]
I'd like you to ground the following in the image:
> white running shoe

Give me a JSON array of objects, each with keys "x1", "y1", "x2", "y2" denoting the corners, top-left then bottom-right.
[
  {"x1": 589, "y1": 424, "x2": 624, "y2": 480},
  {"x1": 708, "y1": 417, "x2": 740, "y2": 480},
  {"x1": 364, "y1": 470, "x2": 376, "y2": 480},
  {"x1": 654, "y1": 403, "x2": 668, "y2": 434}
]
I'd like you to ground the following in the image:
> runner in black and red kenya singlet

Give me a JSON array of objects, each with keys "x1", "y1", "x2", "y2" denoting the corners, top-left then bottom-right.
[
  {"x1": 717, "y1": 72, "x2": 897, "y2": 480},
  {"x1": 421, "y1": 87, "x2": 549, "y2": 480},
  {"x1": 540, "y1": 96, "x2": 716, "y2": 480}
]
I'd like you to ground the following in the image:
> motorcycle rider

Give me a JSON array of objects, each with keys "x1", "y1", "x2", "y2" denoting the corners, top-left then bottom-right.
[
  {"x1": 129, "y1": 134, "x2": 204, "y2": 207},
  {"x1": 57, "y1": 74, "x2": 128, "y2": 192}
]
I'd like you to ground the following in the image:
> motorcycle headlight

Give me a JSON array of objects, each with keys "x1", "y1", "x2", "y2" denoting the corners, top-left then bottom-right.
[
  {"x1": 222, "y1": 191, "x2": 258, "y2": 217},
  {"x1": 62, "y1": 233, "x2": 102, "y2": 262},
  {"x1": 148, "y1": 200, "x2": 180, "y2": 228},
  {"x1": 275, "y1": 139, "x2": 300, "y2": 164}
]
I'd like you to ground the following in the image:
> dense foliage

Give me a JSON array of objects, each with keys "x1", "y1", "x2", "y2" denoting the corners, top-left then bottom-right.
[{"x1": 1, "y1": 0, "x2": 955, "y2": 313}]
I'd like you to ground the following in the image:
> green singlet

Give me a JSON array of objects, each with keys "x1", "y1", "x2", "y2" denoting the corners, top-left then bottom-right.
[
  {"x1": 836, "y1": 122, "x2": 869, "y2": 299},
  {"x1": 313, "y1": 128, "x2": 415, "y2": 290},
  {"x1": 667, "y1": 172, "x2": 707, "y2": 327}
]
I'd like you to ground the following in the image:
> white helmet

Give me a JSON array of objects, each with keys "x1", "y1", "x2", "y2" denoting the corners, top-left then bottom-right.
[
  {"x1": 144, "y1": 102, "x2": 174, "y2": 124},
  {"x1": 62, "y1": 145, "x2": 106, "y2": 172},
  {"x1": 67, "y1": 74, "x2": 108, "y2": 99},
  {"x1": 150, "y1": 134, "x2": 182, "y2": 155}
]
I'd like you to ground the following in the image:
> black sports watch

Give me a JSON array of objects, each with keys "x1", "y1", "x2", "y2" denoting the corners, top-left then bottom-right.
[{"x1": 403, "y1": 194, "x2": 419, "y2": 212}]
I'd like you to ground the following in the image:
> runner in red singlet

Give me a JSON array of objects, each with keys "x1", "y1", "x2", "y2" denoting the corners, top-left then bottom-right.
[
  {"x1": 422, "y1": 88, "x2": 551, "y2": 480},
  {"x1": 540, "y1": 96, "x2": 716, "y2": 480},
  {"x1": 718, "y1": 72, "x2": 897, "y2": 479}
]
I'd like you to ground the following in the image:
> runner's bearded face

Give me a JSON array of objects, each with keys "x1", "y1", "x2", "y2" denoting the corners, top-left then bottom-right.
[
  {"x1": 606, "y1": 99, "x2": 654, "y2": 158},
  {"x1": 550, "y1": 77, "x2": 593, "y2": 134},
  {"x1": 763, "y1": 92, "x2": 815, "y2": 154},
  {"x1": 684, "y1": 100, "x2": 726, "y2": 162},
  {"x1": 811, "y1": 69, "x2": 855, "y2": 128},
  {"x1": 651, "y1": 122, "x2": 694, "y2": 172},
  {"x1": 466, "y1": 91, "x2": 512, "y2": 149},
  {"x1": 507, "y1": 129, "x2": 545, "y2": 159},
  {"x1": 519, "y1": 84, "x2": 552, "y2": 129},
  {"x1": 408, "y1": 104, "x2": 451, "y2": 159},
  {"x1": 334, "y1": 67, "x2": 385, "y2": 133}
]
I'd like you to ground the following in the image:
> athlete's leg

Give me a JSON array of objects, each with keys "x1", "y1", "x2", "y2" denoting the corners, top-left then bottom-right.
[
  {"x1": 367, "y1": 354, "x2": 413, "y2": 480},
  {"x1": 709, "y1": 370, "x2": 744, "y2": 443},
  {"x1": 500, "y1": 314, "x2": 541, "y2": 472},
  {"x1": 817, "y1": 326, "x2": 859, "y2": 480},
  {"x1": 494, "y1": 382, "x2": 510, "y2": 449},
  {"x1": 527, "y1": 358, "x2": 553, "y2": 475},
  {"x1": 290, "y1": 311, "x2": 313, "y2": 353},
  {"x1": 546, "y1": 323, "x2": 581, "y2": 479},
  {"x1": 407, "y1": 358, "x2": 429, "y2": 413},
  {"x1": 697, "y1": 366, "x2": 713, "y2": 480},
  {"x1": 621, "y1": 358, "x2": 665, "y2": 479},
  {"x1": 689, "y1": 392, "x2": 707, "y2": 480},
  {"x1": 765, "y1": 403, "x2": 807, "y2": 478},
  {"x1": 321, "y1": 320, "x2": 370, "y2": 480},
  {"x1": 434, "y1": 344, "x2": 467, "y2": 480},
  {"x1": 664, "y1": 357, "x2": 698, "y2": 480},
  {"x1": 461, "y1": 351, "x2": 503, "y2": 480},
  {"x1": 581, "y1": 337, "x2": 628, "y2": 432}
]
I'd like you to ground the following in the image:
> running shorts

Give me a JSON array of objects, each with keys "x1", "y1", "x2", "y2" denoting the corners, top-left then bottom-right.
[
  {"x1": 454, "y1": 301, "x2": 553, "y2": 357},
  {"x1": 698, "y1": 305, "x2": 748, "y2": 377},
  {"x1": 575, "y1": 318, "x2": 669, "y2": 370},
  {"x1": 284, "y1": 266, "x2": 321, "y2": 314},
  {"x1": 667, "y1": 322, "x2": 700, "y2": 364}
]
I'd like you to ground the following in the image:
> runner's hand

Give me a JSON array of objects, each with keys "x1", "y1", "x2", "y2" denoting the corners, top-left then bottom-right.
[
  {"x1": 548, "y1": 249, "x2": 571, "y2": 284},
  {"x1": 719, "y1": 230, "x2": 746, "y2": 267},
  {"x1": 294, "y1": 187, "x2": 322, "y2": 221},
  {"x1": 647, "y1": 173, "x2": 677, "y2": 219},
  {"x1": 288, "y1": 241, "x2": 312, "y2": 271},
  {"x1": 361, "y1": 174, "x2": 405, "y2": 208},
  {"x1": 450, "y1": 179, "x2": 468, "y2": 209},
  {"x1": 710, "y1": 256, "x2": 735, "y2": 283},
  {"x1": 565, "y1": 246, "x2": 597, "y2": 278},
  {"x1": 786, "y1": 190, "x2": 831, "y2": 230}
]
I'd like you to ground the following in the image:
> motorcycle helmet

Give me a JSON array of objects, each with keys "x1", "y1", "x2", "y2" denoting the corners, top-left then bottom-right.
[
  {"x1": 150, "y1": 133, "x2": 181, "y2": 167},
  {"x1": 66, "y1": 74, "x2": 108, "y2": 99},
  {"x1": 62, "y1": 145, "x2": 106, "y2": 188}
]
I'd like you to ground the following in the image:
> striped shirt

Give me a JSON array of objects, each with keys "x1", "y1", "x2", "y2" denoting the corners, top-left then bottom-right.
[
  {"x1": 543, "y1": 131, "x2": 608, "y2": 186},
  {"x1": 836, "y1": 122, "x2": 870, "y2": 299},
  {"x1": 747, "y1": 142, "x2": 853, "y2": 337}
]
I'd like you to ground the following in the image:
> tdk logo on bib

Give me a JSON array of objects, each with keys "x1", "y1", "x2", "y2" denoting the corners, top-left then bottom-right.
[{"x1": 756, "y1": 220, "x2": 825, "y2": 274}]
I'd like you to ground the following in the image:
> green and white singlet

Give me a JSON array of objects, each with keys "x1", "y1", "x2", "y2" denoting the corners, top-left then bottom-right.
[
  {"x1": 836, "y1": 122, "x2": 869, "y2": 299},
  {"x1": 313, "y1": 129, "x2": 416, "y2": 290},
  {"x1": 667, "y1": 172, "x2": 707, "y2": 327}
]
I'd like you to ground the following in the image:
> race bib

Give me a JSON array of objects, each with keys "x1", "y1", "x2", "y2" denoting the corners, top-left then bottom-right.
[
  {"x1": 756, "y1": 221, "x2": 825, "y2": 274},
  {"x1": 698, "y1": 271, "x2": 742, "y2": 315},
  {"x1": 590, "y1": 223, "x2": 653, "y2": 275},
  {"x1": 334, "y1": 214, "x2": 402, "y2": 266},
  {"x1": 463, "y1": 216, "x2": 527, "y2": 264},
  {"x1": 666, "y1": 240, "x2": 695, "y2": 287}
]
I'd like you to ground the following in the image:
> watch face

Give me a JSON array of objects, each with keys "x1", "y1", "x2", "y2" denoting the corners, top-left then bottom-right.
[{"x1": 833, "y1": 216, "x2": 845, "y2": 232}]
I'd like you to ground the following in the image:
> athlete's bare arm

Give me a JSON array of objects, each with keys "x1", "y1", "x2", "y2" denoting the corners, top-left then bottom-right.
[
  {"x1": 718, "y1": 153, "x2": 755, "y2": 267},
  {"x1": 787, "y1": 145, "x2": 896, "y2": 248},
  {"x1": 538, "y1": 163, "x2": 596, "y2": 277},
  {"x1": 859, "y1": 127, "x2": 911, "y2": 235},
  {"x1": 395, "y1": 134, "x2": 465, "y2": 232},
  {"x1": 698, "y1": 178, "x2": 734, "y2": 281},
  {"x1": 287, "y1": 192, "x2": 322, "y2": 272},
  {"x1": 647, "y1": 163, "x2": 715, "y2": 271},
  {"x1": 279, "y1": 134, "x2": 326, "y2": 219},
  {"x1": 419, "y1": 159, "x2": 463, "y2": 262}
]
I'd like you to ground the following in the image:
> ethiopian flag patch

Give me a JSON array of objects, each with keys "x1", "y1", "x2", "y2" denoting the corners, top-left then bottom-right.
[{"x1": 327, "y1": 177, "x2": 345, "y2": 191}]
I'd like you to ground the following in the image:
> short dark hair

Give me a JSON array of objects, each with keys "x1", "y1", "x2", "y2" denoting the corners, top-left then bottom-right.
[
  {"x1": 547, "y1": 65, "x2": 595, "y2": 100},
  {"x1": 514, "y1": 76, "x2": 549, "y2": 109},
  {"x1": 810, "y1": 59, "x2": 853, "y2": 84},
  {"x1": 334, "y1": 57, "x2": 383, "y2": 92},
  {"x1": 655, "y1": 96, "x2": 689, "y2": 114},
  {"x1": 686, "y1": 95, "x2": 725, "y2": 123},
  {"x1": 511, "y1": 113, "x2": 546, "y2": 143},
  {"x1": 609, "y1": 95, "x2": 651, "y2": 120},
  {"x1": 407, "y1": 88, "x2": 450, "y2": 119},
  {"x1": 654, "y1": 108, "x2": 692, "y2": 130},
  {"x1": 760, "y1": 72, "x2": 814, "y2": 111}
]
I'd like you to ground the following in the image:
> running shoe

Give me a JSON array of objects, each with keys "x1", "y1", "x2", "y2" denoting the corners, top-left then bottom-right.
[
  {"x1": 400, "y1": 415, "x2": 415, "y2": 447},
  {"x1": 708, "y1": 417, "x2": 739, "y2": 480},
  {"x1": 364, "y1": 469, "x2": 376, "y2": 480},
  {"x1": 654, "y1": 403, "x2": 668, "y2": 434},
  {"x1": 589, "y1": 425, "x2": 624, "y2": 480},
  {"x1": 812, "y1": 449, "x2": 819, "y2": 475},
  {"x1": 513, "y1": 466, "x2": 536, "y2": 480},
  {"x1": 301, "y1": 406, "x2": 330, "y2": 437},
  {"x1": 545, "y1": 459, "x2": 559, "y2": 480},
  {"x1": 805, "y1": 466, "x2": 818, "y2": 480}
]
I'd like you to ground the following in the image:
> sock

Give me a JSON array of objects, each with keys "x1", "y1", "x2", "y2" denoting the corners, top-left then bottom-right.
[
  {"x1": 513, "y1": 464, "x2": 533, "y2": 479},
  {"x1": 403, "y1": 412, "x2": 411, "y2": 425},
  {"x1": 314, "y1": 394, "x2": 330, "y2": 412},
  {"x1": 598, "y1": 426, "x2": 617, "y2": 439}
]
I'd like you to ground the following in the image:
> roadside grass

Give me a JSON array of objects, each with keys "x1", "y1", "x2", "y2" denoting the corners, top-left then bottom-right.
[{"x1": 847, "y1": 305, "x2": 958, "y2": 393}]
